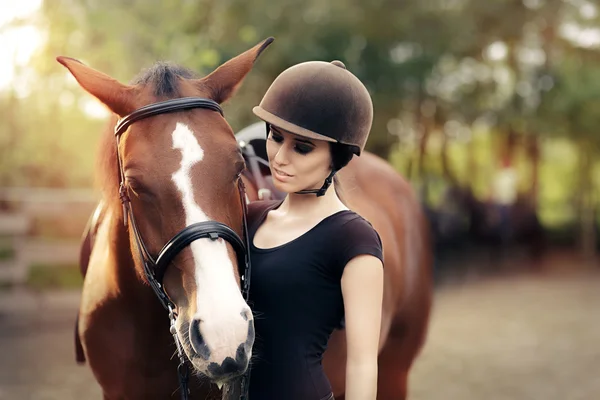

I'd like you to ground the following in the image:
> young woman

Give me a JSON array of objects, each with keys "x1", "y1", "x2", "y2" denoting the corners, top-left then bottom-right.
[{"x1": 246, "y1": 60, "x2": 384, "y2": 400}]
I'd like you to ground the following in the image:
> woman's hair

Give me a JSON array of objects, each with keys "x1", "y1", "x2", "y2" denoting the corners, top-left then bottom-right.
[
  {"x1": 329, "y1": 143, "x2": 355, "y2": 204},
  {"x1": 329, "y1": 142, "x2": 355, "y2": 171}
]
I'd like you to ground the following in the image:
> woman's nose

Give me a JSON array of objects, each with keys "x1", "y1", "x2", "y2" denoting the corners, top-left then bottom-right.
[{"x1": 274, "y1": 144, "x2": 290, "y2": 165}]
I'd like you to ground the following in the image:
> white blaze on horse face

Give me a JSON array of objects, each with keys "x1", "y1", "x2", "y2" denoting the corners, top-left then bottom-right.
[{"x1": 171, "y1": 122, "x2": 251, "y2": 363}]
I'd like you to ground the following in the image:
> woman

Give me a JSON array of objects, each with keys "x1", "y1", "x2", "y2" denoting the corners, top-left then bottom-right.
[{"x1": 247, "y1": 60, "x2": 384, "y2": 400}]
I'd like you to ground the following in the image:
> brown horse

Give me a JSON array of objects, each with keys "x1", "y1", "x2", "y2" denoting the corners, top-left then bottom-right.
[
  {"x1": 61, "y1": 38, "x2": 273, "y2": 399},
  {"x1": 240, "y1": 131, "x2": 433, "y2": 399}
]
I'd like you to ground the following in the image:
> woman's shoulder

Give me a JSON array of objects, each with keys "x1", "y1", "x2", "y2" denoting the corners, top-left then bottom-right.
[
  {"x1": 330, "y1": 211, "x2": 383, "y2": 255},
  {"x1": 325, "y1": 210, "x2": 384, "y2": 272},
  {"x1": 334, "y1": 210, "x2": 378, "y2": 236}
]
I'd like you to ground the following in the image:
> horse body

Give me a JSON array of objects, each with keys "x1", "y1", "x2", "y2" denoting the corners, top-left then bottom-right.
[{"x1": 65, "y1": 39, "x2": 274, "y2": 399}]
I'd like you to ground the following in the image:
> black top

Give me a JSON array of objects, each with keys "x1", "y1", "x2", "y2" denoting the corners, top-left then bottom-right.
[{"x1": 247, "y1": 200, "x2": 383, "y2": 400}]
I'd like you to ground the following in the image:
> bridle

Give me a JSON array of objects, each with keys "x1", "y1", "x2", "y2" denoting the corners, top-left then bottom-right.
[{"x1": 114, "y1": 97, "x2": 252, "y2": 400}]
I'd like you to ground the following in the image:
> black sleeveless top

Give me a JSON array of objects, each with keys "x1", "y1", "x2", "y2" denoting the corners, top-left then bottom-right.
[{"x1": 246, "y1": 200, "x2": 383, "y2": 400}]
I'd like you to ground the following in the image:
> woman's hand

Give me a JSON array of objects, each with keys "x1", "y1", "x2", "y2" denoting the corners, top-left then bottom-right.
[{"x1": 341, "y1": 254, "x2": 384, "y2": 400}]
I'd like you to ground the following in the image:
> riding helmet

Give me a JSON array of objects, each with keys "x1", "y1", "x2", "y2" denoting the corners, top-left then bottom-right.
[{"x1": 252, "y1": 60, "x2": 373, "y2": 156}]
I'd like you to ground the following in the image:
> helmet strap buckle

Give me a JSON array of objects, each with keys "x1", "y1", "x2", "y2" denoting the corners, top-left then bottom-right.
[{"x1": 296, "y1": 169, "x2": 337, "y2": 197}]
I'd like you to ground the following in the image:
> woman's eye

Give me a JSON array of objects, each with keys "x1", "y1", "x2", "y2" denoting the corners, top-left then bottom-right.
[
  {"x1": 270, "y1": 132, "x2": 284, "y2": 143},
  {"x1": 294, "y1": 144, "x2": 313, "y2": 155}
]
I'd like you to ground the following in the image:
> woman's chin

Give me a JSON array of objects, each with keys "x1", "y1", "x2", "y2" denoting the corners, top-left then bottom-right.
[{"x1": 272, "y1": 180, "x2": 293, "y2": 193}]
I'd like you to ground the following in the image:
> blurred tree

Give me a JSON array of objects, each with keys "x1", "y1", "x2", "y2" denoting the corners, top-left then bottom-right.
[
  {"x1": 1, "y1": 0, "x2": 598, "y2": 256},
  {"x1": 28, "y1": 0, "x2": 460, "y2": 158}
]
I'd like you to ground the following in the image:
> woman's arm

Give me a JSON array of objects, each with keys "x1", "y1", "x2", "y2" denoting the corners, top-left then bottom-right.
[{"x1": 341, "y1": 254, "x2": 384, "y2": 400}]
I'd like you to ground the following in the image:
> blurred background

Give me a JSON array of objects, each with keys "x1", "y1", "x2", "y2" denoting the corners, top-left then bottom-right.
[{"x1": 0, "y1": 0, "x2": 598, "y2": 399}]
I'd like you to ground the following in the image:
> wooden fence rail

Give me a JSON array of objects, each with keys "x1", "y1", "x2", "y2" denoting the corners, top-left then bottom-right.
[{"x1": 0, "y1": 187, "x2": 98, "y2": 285}]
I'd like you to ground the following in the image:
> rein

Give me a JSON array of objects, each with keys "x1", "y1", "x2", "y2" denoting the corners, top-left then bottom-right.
[{"x1": 114, "y1": 97, "x2": 252, "y2": 400}]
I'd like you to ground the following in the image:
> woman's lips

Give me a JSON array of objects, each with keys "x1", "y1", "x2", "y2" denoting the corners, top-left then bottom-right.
[{"x1": 272, "y1": 167, "x2": 293, "y2": 181}]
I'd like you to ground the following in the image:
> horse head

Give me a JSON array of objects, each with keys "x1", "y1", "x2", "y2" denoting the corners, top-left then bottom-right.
[{"x1": 58, "y1": 38, "x2": 273, "y2": 383}]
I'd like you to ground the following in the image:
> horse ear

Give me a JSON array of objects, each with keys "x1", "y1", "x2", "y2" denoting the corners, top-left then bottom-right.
[
  {"x1": 56, "y1": 56, "x2": 136, "y2": 117},
  {"x1": 198, "y1": 37, "x2": 274, "y2": 104}
]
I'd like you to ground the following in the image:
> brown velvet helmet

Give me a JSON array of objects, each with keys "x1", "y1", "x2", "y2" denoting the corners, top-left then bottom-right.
[{"x1": 253, "y1": 60, "x2": 373, "y2": 155}]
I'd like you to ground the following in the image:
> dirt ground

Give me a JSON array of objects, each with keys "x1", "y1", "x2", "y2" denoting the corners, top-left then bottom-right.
[
  {"x1": 409, "y1": 266, "x2": 600, "y2": 400},
  {"x1": 0, "y1": 255, "x2": 598, "y2": 400},
  {"x1": 0, "y1": 291, "x2": 101, "y2": 399}
]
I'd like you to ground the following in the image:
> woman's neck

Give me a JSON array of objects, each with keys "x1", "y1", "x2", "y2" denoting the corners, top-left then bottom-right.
[{"x1": 278, "y1": 184, "x2": 347, "y2": 217}]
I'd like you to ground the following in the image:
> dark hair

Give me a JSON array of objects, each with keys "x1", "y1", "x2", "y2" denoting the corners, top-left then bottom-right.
[
  {"x1": 329, "y1": 143, "x2": 355, "y2": 203},
  {"x1": 329, "y1": 142, "x2": 355, "y2": 171}
]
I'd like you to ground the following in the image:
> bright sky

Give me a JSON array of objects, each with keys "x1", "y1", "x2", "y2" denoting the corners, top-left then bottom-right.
[
  {"x1": 0, "y1": 0, "x2": 44, "y2": 91},
  {"x1": 0, "y1": 0, "x2": 109, "y2": 118}
]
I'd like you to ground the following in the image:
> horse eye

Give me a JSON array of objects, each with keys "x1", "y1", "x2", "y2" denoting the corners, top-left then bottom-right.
[
  {"x1": 235, "y1": 160, "x2": 246, "y2": 178},
  {"x1": 126, "y1": 177, "x2": 152, "y2": 197}
]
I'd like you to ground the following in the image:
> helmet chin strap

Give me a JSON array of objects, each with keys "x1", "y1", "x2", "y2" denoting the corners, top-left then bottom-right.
[{"x1": 295, "y1": 169, "x2": 337, "y2": 197}]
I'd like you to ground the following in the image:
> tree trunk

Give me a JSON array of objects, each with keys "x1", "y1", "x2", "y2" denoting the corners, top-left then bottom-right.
[
  {"x1": 441, "y1": 131, "x2": 457, "y2": 186},
  {"x1": 578, "y1": 143, "x2": 596, "y2": 262},
  {"x1": 416, "y1": 112, "x2": 431, "y2": 179},
  {"x1": 526, "y1": 134, "x2": 540, "y2": 206},
  {"x1": 501, "y1": 129, "x2": 518, "y2": 167},
  {"x1": 466, "y1": 136, "x2": 477, "y2": 192}
]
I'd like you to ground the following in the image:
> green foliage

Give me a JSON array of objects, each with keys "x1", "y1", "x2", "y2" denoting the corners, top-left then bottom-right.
[
  {"x1": 538, "y1": 56, "x2": 600, "y2": 142},
  {"x1": 0, "y1": 89, "x2": 104, "y2": 186},
  {"x1": 1, "y1": 0, "x2": 599, "y2": 234},
  {"x1": 27, "y1": 0, "x2": 459, "y2": 158}
]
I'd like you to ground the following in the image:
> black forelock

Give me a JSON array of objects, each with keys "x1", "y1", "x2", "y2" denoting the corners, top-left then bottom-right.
[{"x1": 131, "y1": 62, "x2": 198, "y2": 97}]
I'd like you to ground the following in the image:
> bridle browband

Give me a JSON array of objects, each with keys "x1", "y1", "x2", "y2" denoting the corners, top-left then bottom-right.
[
  {"x1": 114, "y1": 97, "x2": 224, "y2": 135},
  {"x1": 114, "y1": 97, "x2": 252, "y2": 400}
]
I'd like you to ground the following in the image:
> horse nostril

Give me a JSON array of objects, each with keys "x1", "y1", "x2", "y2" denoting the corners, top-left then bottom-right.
[
  {"x1": 189, "y1": 318, "x2": 211, "y2": 360},
  {"x1": 240, "y1": 308, "x2": 252, "y2": 322},
  {"x1": 246, "y1": 320, "x2": 255, "y2": 346},
  {"x1": 235, "y1": 343, "x2": 248, "y2": 366}
]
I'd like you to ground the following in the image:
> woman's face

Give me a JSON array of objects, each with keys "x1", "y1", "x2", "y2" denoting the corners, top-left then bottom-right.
[{"x1": 266, "y1": 125, "x2": 332, "y2": 194}]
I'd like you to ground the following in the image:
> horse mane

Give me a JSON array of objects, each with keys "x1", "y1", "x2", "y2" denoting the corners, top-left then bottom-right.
[
  {"x1": 95, "y1": 62, "x2": 200, "y2": 205},
  {"x1": 130, "y1": 62, "x2": 198, "y2": 96}
]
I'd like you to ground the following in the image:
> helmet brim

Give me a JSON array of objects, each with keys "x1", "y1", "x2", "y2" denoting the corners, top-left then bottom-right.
[{"x1": 252, "y1": 106, "x2": 337, "y2": 144}]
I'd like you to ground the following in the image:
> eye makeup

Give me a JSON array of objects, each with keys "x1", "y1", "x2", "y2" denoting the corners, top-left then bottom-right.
[{"x1": 268, "y1": 126, "x2": 316, "y2": 155}]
